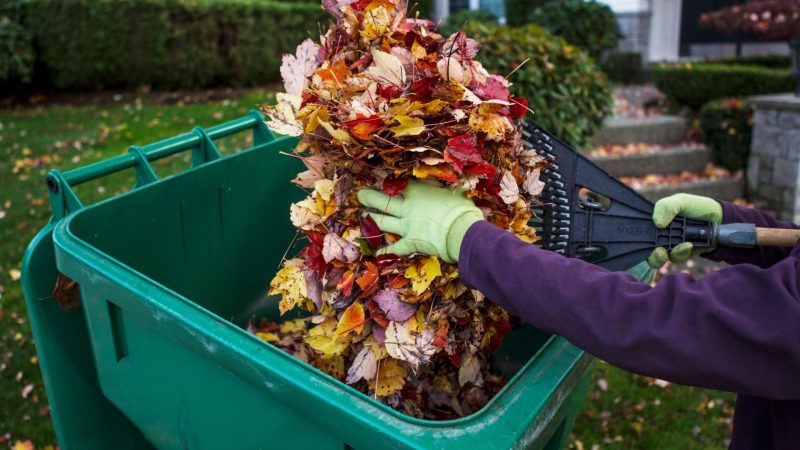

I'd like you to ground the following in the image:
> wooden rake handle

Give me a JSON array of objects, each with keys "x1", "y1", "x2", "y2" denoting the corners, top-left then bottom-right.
[{"x1": 756, "y1": 227, "x2": 800, "y2": 247}]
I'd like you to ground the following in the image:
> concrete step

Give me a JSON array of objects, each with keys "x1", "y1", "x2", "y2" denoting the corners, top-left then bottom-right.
[
  {"x1": 592, "y1": 115, "x2": 688, "y2": 147},
  {"x1": 635, "y1": 177, "x2": 746, "y2": 203},
  {"x1": 590, "y1": 145, "x2": 711, "y2": 178}
]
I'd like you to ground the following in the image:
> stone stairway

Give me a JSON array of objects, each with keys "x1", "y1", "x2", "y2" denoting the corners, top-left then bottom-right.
[{"x1": 588, "y1": 116, "x2": 745, "y2": 203}]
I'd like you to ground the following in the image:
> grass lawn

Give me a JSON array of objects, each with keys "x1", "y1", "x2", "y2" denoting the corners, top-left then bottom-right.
[{"x1": 0, "y1": 89, "x2": 733, "y2": 448}]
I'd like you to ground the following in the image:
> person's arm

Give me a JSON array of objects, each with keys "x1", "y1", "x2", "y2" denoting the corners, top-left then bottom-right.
[
  {"x1": 460, "y1": 221, "x2": 800, "y2": 400},
  {"x1": 704, "y1": 201, "x2": 800, "y2": 268}
]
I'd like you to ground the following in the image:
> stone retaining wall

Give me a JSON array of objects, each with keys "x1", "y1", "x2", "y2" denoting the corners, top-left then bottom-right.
[{"x1": 747, "y1": 94, "x2": 800, "y2": 222}]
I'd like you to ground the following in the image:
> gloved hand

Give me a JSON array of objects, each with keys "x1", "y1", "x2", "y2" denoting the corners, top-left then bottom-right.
[
  {"x1": 647, "y1": 193, "x2": 723, "y2": 269},
  {"x1": 356, "y1": 181, "x2": 484, "y2": 263}
]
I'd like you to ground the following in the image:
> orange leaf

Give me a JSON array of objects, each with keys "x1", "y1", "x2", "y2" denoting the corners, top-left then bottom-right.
[
  {"x1": 336, "y1": 302, "x2": 365, "y2": 336},
  {"x1": 316, "y1": 59, "x2": 350, "y2": 88},
  {"x1": 412, "y1": 164, "x2": 459, "y2": 183},
  {"x1": 336, "y1": 270, "x2": 356, "y2": 294},
  {"x1": 356, "y1": 261, "x2": 379, "y2": 291}
]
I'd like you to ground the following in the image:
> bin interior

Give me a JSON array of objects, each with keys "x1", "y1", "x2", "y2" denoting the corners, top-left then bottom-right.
[{"x1": 66, "y1": 141, "x2": 552, "y2": 400}]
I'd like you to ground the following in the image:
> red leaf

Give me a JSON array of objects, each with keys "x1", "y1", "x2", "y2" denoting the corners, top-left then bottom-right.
[
  {"x1": 410, "y1": 77, "x2": 437, "y2": 102},
  {"x1": 445, "y1": 134, "x2": 483, "y2": 173},
  {"x1": 377, "y1": 84, "x2": 403, "y2": 100},
  {"x1": 300, "y1": 243, "x2": 327, "y2": 277},
  {"x1": 509, "y1": 96, "x2": 528, "y2": 120},
  {"x1": 367, "y1": 300, "x2": 390, "y2": 328},
  {"x1": 474, "y1": 75, "x2": 509, "y2": 101},
  {"x1": 485, "y1": 319, "x2": 513, "y2": 352},
  {"x1": 383, "y1": 176, "x2": 409, "y2": 196},
  {"x1": 360, "y1": 214, "x2": 384, "y2": 249},
  {"x1": 342, "y1": 115, "x2": 384, "y2": 140},
  {"x1": 433, "y1": 321, "x2": 449, "y2": 348},
  {"x1": 306, "y1": 230, "x2": 326, "y2": 246},
  {"x1": 464, "y1": 161, "x2": 498, "y2": 179},
  {"x1": 376, "y1": 253, "x2": 404, "y2": 271}
]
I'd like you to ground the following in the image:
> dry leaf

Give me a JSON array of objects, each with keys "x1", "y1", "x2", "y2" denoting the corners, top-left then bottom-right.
[
  {"x1": 389, "y1": 116, "x2": 425, "y2": 137},
  {"x1": 498, "y1": 171, "x2": 519, "y2": 205},
  {"x1": 280, "y1": 38, "x2": 320, "y2": 95},
  {"x1": 367, "y1": 50, "x2": 406, "y2": 87},
  {"x1": 373, "y1": 358, "x2": 407, "y2": 396},
  {"x1": 346, "y1": 346, "x2": 378, "y2": 384},
  {"x1": 523, "y1": 168, "x2": 545, "y2": 196},
  {"x1": 52, "y1": 273, "x2": 81, "y2": 311},
  {"x1": 269, "y1": 263, "x2": 308, "y2": 315},
  {"x1": 323, "y1": 233, "x2": 360, "y2": 263},
  {"x1": 305, "y1": 318, "x2": 351, "y2": 358},
  {"x1": 336, "y1": 302, "x2": 365, "y2": 336}
]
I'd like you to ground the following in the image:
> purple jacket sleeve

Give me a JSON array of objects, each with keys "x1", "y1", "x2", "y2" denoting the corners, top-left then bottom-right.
[
  {"x1": 459, "y1": 220, "x2": 800, "y2": 400},
  {"x1": 705, "y1": 201, "x2": 799, "y2": 268}
]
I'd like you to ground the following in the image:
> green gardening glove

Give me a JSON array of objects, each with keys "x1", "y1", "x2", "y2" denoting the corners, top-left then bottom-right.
[
  {"x1": 356, "y1": 181, "x2": 484, "y2": 263},
  {"x1": 647, "y1": 193, "x2": 724, "y2": 269}
]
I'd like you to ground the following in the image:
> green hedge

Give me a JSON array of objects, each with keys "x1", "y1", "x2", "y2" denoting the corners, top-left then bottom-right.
[
  {"x1": 528, "y1": 0, "x2": 620, "y2": 60},
  {"x1": 652, "y1": 63, "x2": 795, "y2": 109},
  {"x1": 15, "y1": 0, "x2": 328, "y2": 92},
  {"x1": 0, "y1": 17, "x2": 33, "y2": 83},
  {"x1": 601, "y1": 51, "x2": 647, "y2": 85},
  {"x1": 469, "y1": 23, "x2": 613, "y2": 148},
  {"x1": 712, "y1": 54, "x2": 791, "y2": 69},
  {"x1": 699, "y1": 98, "x2": 753, "y2": 171}
]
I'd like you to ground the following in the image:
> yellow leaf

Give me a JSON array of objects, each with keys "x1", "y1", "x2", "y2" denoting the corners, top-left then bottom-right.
[
  {"x1": 389, "y1": 116, "x2": 425, "y2": 137},
  {"x1": 269, "y1": 264, "x2": 308, "y2": 315},
  {"x1": 336, "y1": 302, "x2": 365, "y2": 336},
  {"x1": 373, "y1": 358, "x2": 407, "y2": 396},
  {"x1": 404, "y1": 256, "x2": 442, "y2": 296},
  {"x1": 315, "y1": 354, "x2": 346, "y2": 380},
  {"x1": 411, "y1": 40, "x2": 427, "y2": 59},
  {"x1": 319, "y1": 119, "x2": 351, "y2": 144},
  {"x1": 279, "y1": 319, "x2": 307, "y2": 334},
  {"x1": 256, "y1": 332, "x2": 280, "y2": 343},
  {"x1": 305, "y1": 319, "x2": 352, "y2": 359},
  {"x1": 302, "y1": 105, "x2": 329, "y2": 134}
]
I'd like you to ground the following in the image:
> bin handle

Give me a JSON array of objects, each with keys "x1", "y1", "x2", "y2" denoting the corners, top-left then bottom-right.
[{"x1": 45, "y1": 109, "x2": 276, "y2": 220}]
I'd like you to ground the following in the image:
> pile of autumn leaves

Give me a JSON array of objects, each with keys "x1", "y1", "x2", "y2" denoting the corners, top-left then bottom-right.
[{"x1": 255, "y1": 0, "x2": 546, "y2": 419}]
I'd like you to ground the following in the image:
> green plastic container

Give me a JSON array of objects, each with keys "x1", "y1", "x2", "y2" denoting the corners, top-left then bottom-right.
[{"x1": 22, "y1": 111, "x2": 594, "y2": 449}]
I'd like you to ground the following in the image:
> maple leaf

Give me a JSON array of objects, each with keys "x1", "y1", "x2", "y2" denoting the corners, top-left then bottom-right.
[
  {"x1": 389, "y1": 116, "x2": 426, "y2": 137},
  {"x1": 374, "y1": 289, "x2": 417, "y2": 321},
  {"x1": 52, "y1": 273, "x2": 81, "y2": 311},
  {"x1": 290, "y1": 198, "x2": 322, "y2": 230},
  {"x1": 382, "y1": 176, "x2": 409, "y2": 196},
  {"x1": 360, "y1": 214, "x2": 384, "y2": 249},
  {"x1": 475, "y1": 75, "x2": 510, "y2": 102},
  {"x1": 264, "y1": 93, "x2": 303, "y2": 136},
  {"x1": 445, "y1": 134, "x2": 483, "y2": 173},
  {"x1": 366, "y1": 50, "x2": 406, "y2": 87},
  {"x1": 305, "y1": 318, "x2": 352, "y2": 359},
  {"x1": 368, "y1": 299, "x2": 391, "y2": 328},
  {"x1": 342, "y1": 115, "x2": 384, "y2": 140},
  {"x1": 346, "y1": 346, "x2": 379, "y2": 384},
  {"x1": 336, "y1": 302, "x2": 366, "y2": 336},
  {"x1": 356, "y1": 261, "x2": 380, "y2": 291},
  {"x1": 498, "y1": 171, "x2": 520, "y2": 205},
  {"x1": 523, "y1": 168, "x2": 545, "y2": 197},
  {"x1": 269, "y1": 263, "x2": 308, "y2": 315},
  {"x1": 436, "y1": 57, "x2": 465, "y2": 83},
  {"x1": 385, "y1": 321, "x2": 418, "y2": 364},
  {"x1": 315, "y1": 59, "x2": 351, "y2": 89},
  {"x1": 281, "y1": 38, "x2": 320, "y2": 95},
  {"x1": 404, "y1": 256, "x2": 442, "y2": 296},
  {"x1": 373, "y1": 358, "x2": 407, "y2": 397},
  {"x1": 323, "y1": 232, "x2": 360, "y2": 263},
  {"x1": 458, "y1": 346, "x2": 483, "y2": 387},
  {"x1": 509, "y1": 96, "x2": 529, "y2": 120}
]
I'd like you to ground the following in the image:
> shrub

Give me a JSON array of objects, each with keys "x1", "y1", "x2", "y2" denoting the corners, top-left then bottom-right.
[
  {"x1": 699, "y1": 98, "x2": 754, "y2": 171},
  {"x1": 439, "y1": 9, "x2": 497, "y2": 36},
  {"x1": 712, "y1": 54, "x2": 791, "y2": 69},
  {"x1": 18, "y1": 0, "x2": 329, "y2": 92},
  {"x1": 468, "y1": 23, "x2": 613, "y2": 148},
  {"x1": 527, "y1": 0, "x2": 621, "y2": 60},
  {"x1": 504, "y1": 0, "x2": 553, "y2": 26},
  {"x1": 0, "y1": 17, "x2": 33, "y2": 83},
  {"x1": 600, "y1": 52, "x2": 647, "y2": 84},
  {"x1": 652, "y1": 62, "x2": 795, "y2": 109}
]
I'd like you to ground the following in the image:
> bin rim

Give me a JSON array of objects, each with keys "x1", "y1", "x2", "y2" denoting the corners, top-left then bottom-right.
[{"x1": 50, "y1": 142, "x2": 582, "y2": 432}]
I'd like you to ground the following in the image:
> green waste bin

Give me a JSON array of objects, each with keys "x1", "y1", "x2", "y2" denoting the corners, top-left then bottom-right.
[{"x1": 22, "y1": 111, "x2": 595, "y2": 450}]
